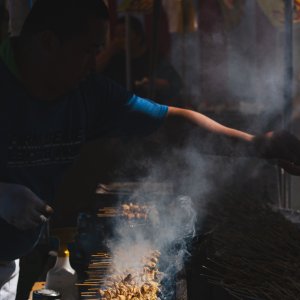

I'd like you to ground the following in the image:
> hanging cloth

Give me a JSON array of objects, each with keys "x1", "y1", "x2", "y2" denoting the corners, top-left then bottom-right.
[
  {"x1": 7, "y1": 0, "x2": 31, "y2": 36},
  {"x1": 256, "y1": 0, "x2": 300, "y2": 28},
  {"x1": 162, "y1": 0, "x2": 182, "y2": 33},
  {"x1": 162, "y1": 0, "x2": 198, "y2": 33},
  {"x1": 218, "y1": 0, "x2": 245, "y2": 31},
  {"x1": 118, "y1": 0, "x2": 154, "y2": 13}
]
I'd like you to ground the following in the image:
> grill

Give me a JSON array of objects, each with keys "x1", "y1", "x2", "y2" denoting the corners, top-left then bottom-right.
[{"x1": 73, "y1": 182, "x2": 192, "y2": 300}]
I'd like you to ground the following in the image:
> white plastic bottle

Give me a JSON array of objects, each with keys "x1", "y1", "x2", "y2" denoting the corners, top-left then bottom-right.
[{"x1": 45, "y1": 248, "x2": 79, "y2": 300}]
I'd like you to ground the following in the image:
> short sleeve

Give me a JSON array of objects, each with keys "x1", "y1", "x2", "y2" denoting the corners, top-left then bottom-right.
[{"x1": 81, "y1": 75, "x2": 168, "y2": 140}]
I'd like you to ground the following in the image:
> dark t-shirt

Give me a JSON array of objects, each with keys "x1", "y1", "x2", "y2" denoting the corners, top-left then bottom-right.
[{"x1": 0, "y1": 60, "x2": 168, "y2": 205}]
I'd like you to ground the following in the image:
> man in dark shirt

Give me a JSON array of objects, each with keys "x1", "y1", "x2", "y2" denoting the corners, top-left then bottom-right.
[{"x1": 0, "y1": 0, "x2": 300, "y2": 298}]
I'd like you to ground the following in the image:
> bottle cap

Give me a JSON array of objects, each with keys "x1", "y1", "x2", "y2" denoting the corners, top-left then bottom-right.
[{"x1": 32, "y1": 288, "x2": 61, "y2": 299}]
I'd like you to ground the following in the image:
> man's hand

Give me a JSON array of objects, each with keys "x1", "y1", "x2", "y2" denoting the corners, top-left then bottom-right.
[
  {"x1": 254, "y1": 131, "x2": 300, "y2": 175},
  {"x1": 0, "y1": 183, "x2": 53, "y2": 230}
]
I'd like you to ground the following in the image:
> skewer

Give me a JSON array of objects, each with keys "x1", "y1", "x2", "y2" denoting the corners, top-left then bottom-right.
[
  {"x1": 81, "y1": 292, "x2": 98, "y2": 294},
  {"x1": 202, "y1": 194, "x2": 300, "y2": 298},
  {"x1": 76, "y1": 283, "x2": 100, "y2": 286}
]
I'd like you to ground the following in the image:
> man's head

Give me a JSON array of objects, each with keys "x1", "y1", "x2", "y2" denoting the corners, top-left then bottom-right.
[
  {"x1": 21, "y1": 0, "x2": 109, "y2": 41},
  {"x1": 18, "y1": 0, "x2": 109, "y2": 98}
]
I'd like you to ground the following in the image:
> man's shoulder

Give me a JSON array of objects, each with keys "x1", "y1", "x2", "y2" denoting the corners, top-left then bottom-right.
[
  {"x1": 0, "y1": 59, "x2": 32, "y2": 111},
  {"x1": 82, "y1": 73, "x2": 120, "y2": 88},
  {"x1": 80, "y1": 73, "x2": 132, "y2": 104}
]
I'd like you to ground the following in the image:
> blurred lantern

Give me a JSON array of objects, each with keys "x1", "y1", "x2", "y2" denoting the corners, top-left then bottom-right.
[{"x1": 295, "y1": 0, "x2": 300, "y2": 21}]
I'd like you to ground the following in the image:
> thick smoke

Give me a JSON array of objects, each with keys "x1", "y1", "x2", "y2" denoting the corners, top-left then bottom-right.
[
  {"x1": 169, "y1": 1, "x2": 291, "y2": 132},
  {"x1": 101, "y1": 140, "x2": 236, "y2": 299},
  {"x1": 98, "y1": 2, "x2": 300, "y2": 298}
]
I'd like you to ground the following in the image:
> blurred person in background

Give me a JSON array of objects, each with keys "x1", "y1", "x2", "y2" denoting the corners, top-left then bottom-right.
[{"x1": 96, "y1": 15, "x2": 183, "y2": 106}]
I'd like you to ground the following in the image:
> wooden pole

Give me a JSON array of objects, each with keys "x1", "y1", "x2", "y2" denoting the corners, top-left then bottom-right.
[
  {"x1": 125, "y1": 13, "x2": 132, "y2": 91},
  {"x1": 281, "y1": 0, "x2": 294, "y2": 208},
  {"x1": 149, "y1": 0, "x2": 161, "y2": 99}
]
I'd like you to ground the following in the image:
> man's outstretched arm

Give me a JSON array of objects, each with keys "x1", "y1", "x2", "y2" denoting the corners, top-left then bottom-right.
[{"x1": 166, "y1": 106, "x2": 300, "y2": 175}]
